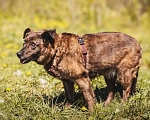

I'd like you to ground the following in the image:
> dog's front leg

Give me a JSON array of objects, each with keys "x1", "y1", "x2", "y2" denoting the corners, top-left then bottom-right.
[
  {"x1": 62, "y1": 80, "x2": 74, "y2": 107},
  {"x1": 75, "y1": 77, "x2": 96, "y2": 111}
]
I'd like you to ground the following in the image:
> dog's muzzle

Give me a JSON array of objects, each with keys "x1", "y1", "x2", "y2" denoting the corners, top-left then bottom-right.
[
  {"x1": 16, "y1": 51, "x2": 22, "y2": 59},
  {"x1": 16, "y1": 51, "x2": 29, "y2": 64}
]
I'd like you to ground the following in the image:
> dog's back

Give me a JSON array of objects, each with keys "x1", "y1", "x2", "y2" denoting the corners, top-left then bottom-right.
[{"x1": 82, "y1": 32, "x2": 142, "y2": 77}]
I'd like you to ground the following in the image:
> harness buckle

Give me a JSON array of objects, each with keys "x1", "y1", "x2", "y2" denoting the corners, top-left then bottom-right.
[
  {"x1": 78, "y1": 38, "x2": 84, "y2": 45},
  {"x1": 83, "y1": 51, "x2": 87, "y2": 55}
]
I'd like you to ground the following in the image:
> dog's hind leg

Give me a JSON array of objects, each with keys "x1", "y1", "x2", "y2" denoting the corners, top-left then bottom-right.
[
  {"x1": 118, "y1": 68, "x2": 133, "y2": 102},
  {"x1": 131, "y1": 69, "x2": 139, "y2": 95},
  {"x1": 62, "y1": 80, "x2": 74, "y2": 107},
  {"x1": 103, "y1": 70, "x2": 117, "y2": 106}
]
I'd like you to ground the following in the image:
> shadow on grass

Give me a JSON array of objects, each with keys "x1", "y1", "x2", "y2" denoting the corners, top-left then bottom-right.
[{"x1": 42, "y1": 83, "x2": 122, "y2": 109}]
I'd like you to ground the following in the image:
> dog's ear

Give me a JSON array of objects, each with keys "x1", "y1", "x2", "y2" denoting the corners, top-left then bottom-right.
[
  {"x1": 41, "y1": 29, "x2": 56, "y2": 47},
  {"x1": 23, "y1": 28, "x2": 31, "y2": 39},
  {"x1": 48, "y1": 29, "x2": 56, "y2": 39}
]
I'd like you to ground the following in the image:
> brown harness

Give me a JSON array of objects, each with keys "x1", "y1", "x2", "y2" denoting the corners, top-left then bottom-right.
[{"x1": 78, "y1": 38, "x2": 87, "y2": 68}]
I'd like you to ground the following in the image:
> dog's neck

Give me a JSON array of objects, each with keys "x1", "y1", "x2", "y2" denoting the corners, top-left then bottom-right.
[
  {"x1": 43, "y1": 49, "x2": 61, "y2": 78},
  {"x1": 43, "y1": 35, "x2": 63, "y2": 79}
]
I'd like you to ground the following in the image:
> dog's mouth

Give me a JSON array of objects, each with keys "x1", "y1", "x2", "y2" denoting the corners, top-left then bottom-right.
[
  {"x1": 20, "y1": 54, "x2": 38, "y2": 64},
  {"x1": 20, "y1": 57, "x2": 32, "y2": 64}
]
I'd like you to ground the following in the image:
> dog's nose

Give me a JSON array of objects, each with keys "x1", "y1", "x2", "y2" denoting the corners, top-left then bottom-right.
[{"x1": 16, "y1": 52, "x2": 22, "y2": 58}]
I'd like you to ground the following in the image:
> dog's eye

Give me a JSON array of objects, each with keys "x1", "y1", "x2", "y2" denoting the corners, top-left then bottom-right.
[
  {"x1": 30, "y1": 42, "x2": 36, "y2": 50},
  {"x1": 30, "y1": 42, "x2": 35, "y2": 46}
]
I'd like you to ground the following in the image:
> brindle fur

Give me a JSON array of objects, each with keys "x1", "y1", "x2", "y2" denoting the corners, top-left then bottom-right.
[{"x1": 17, "y1": 28, "x2": 142, "y2": 111}]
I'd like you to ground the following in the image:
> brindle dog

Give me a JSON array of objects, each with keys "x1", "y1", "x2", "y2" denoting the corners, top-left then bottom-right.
[{"x1": 16, "y1": 28, "x2": 142, "y2": 111}]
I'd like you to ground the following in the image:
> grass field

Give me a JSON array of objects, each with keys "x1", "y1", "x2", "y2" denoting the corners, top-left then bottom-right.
[{"x1": 0, "y1": 14, "x2": 150, "y2": 119}]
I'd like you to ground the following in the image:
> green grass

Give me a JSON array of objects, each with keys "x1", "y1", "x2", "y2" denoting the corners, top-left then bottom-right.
[{"x1": 0, "y1": 15, "x2": 150, "y2": 119}]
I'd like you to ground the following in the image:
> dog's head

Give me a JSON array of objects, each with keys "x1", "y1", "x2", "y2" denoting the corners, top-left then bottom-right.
[{"x1": 16, "y1": 28, "x2": 56, "y2": 65}]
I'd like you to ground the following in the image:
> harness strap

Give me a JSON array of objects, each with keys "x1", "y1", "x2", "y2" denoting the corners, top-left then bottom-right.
[{"x1": 78, "y1": 38, "x2": 87, "y2": 68}]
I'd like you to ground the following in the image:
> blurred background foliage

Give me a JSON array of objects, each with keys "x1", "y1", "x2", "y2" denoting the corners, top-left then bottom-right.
[{"x1": 0, "y1": 0, "x2": 150, "y2": 67}]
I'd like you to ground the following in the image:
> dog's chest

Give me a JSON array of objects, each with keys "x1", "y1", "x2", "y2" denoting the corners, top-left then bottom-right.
[
  {"x1": 44, "y1": 64, "x2": 62, "y2": 79},
  {"x1": 44, "y1": 58, "x2": 84, "y2": 81},
  {"x1": 44, "y1": 65, "x2": 74, "y2": 81}
]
